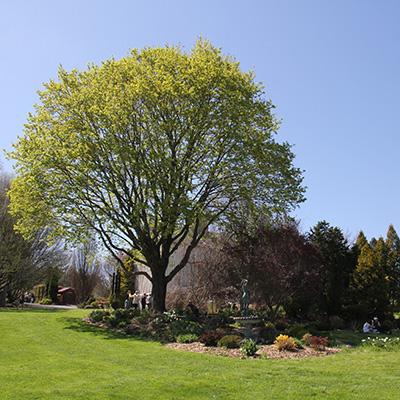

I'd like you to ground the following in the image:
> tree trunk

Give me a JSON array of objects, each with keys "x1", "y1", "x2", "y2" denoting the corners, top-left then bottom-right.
[
  {"x1": 151, "y1": 269, "x2": 168, "y2": 313},
  {"x1": 0, "y1": 284, "x2": 7, "y2": 307}
]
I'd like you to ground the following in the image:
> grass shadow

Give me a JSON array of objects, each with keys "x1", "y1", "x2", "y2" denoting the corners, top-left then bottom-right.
[
  {"x1": 61, "y1": 316, "x2": 149, "y2": 342},
  {"x1": 0, "y1": 307, "x2": 71, "y2": 313}
]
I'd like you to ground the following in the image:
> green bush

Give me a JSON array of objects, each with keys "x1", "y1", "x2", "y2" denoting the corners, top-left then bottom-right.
[
  {"x1": 168, "y1": 319, "x2": 204, "y2": 338},
  {"x1": 177, "y1": 334, "x2": 199, "y2": 343},
  {"x1": 241, "y1": 339, "x2": 259, "y2": 357},
  {"x1": 259, "y1": 322, "x2": 277, "y2": 343},
  {"x1": 39, "y1": 297, "x2": 53, "y2": 305},
  {"x1": 289, "y1": 323, "x2": 308, "y2": 338},
  {"x1": 88, "y1": 310, "x2": 109, "y2": 323},
  {"x1": 108, "y1": 308, "x2": 134, "y2": 328},
  {"x1": 217, "y1": 335, "x2": 241, "y2": 349}
]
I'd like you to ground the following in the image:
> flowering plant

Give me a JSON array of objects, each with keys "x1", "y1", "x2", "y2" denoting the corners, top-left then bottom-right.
[{"x1": 361, "y1": 336, "x2": 400, "y2": 350}]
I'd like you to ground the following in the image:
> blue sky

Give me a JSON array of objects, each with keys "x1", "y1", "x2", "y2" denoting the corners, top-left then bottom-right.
[{"x1": 1, "y1": 0, "x2": 399, "y2": 242}]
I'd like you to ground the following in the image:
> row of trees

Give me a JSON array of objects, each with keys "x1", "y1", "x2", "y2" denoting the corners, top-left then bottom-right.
[
  {"x1": 3, "y1": 155, "x2": 399, "y2": 321},
  {"x1": 0, "y1": 166, "x2": 113, "y2": 305},
  {"x1": 188, "y1": 221, "x2": 400, "y2": 322},
  {"x1": 0, "y1": 168, "x2": 69, "y2": 306}
]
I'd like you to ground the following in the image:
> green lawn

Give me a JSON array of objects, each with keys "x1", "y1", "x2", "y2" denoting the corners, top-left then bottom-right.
[{"x1": 1, "y1": 308, "x2": 400, "y2": 399}]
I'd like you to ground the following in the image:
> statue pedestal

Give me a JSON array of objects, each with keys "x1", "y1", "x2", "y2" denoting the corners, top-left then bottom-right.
[{"x1": 233, "y1": 316, "x2": 261, "y2": 338}]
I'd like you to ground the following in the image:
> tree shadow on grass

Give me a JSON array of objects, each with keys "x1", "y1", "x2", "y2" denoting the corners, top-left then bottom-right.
[
  {"x1": 61, "y1": 317, "x2": 148, "y2": 342},
  {"x1": 0, "y1": 307, "x2": 71, "y2": 313}
]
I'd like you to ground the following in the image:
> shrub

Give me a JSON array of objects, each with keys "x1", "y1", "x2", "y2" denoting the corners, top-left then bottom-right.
[
  {"x1": 88, "y1": 309, "x2": 109, "y2": 323},
  {"x1": 329, "y1": 315, "x2": 345, "y2": 329},
  {"x1": 136, "y1": 310, "x2": 151, "y2": 324},
  {"x1": 217, "y1": 335, "x2": 241, "y2": 349},
  {"x1": 108, "y1": 308, "x2": 134, "y2": 328},
  {"x1": 39, "y1": 297, "x2": 53, "y2": 305},
  {"x1": 163, "y1": 310, "x2": 179, "y2": 323},
  {"x1": 274, "y1": 319, "x2": 288, "y2": 331},
  {"x1": 274, "y1": 334, "x2": 297, "y2": 351},
  {"x1": 150, "y1": 317, "x2": 165, "y2": 329},
  {"x1": 177, "y1": 334, "x2": 199, "y2": 344},
  {"x1": 168, "y1": 320, "x2": 204, "y2": 338},
  {"x1": 259, "y1": 322, "x2": 277, "y2": 343},
  {"x1": 308, "y1": 336, "x2": 329, "y2": 351},
  {"x1": 301, "y1": 333, "x2": 313, "y2": 346},
  {"x1": 241, "y1": 339, "x2": 259, "y2": 357},
  {"x1": 199, "y1": 331, "x2": 223, "y2": 347},
  {"x1": 289, "y1": 323, "x2": 308, "y2": 339},
  {"x1": 264, "y1": 322, "x2": 276, "y2": 331}
]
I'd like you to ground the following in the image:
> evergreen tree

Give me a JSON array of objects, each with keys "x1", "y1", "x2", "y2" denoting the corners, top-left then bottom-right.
[
  {"x1": 385, "y1": 225, "x2": 400, "y2": 312},
  {"x1": 351, "y1": 237, "x2": 389, "y2": 318},
  {"x1": 310, "y1": 221, "x2": 352, "y2": 316}
]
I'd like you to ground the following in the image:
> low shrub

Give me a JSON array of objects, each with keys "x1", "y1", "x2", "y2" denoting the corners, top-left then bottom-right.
[
  {"x1": 259, "y1": 322, "x2": 277, "y2": 343},
  {"x1": 217, "y1": 335, "x2": 241, "y2": 349},
  {"x1": 241, "y1": 339, "x2": 259, "y2": 357},
  {"x1": 289, "y1": 323, "x2": 308, "y2": 339},
  {"x1": 177, "y1": 334, "x2": 199, "y2": 344},
  {"x1": 39, "y1": 297, "x2": 53, "y2": 305},
  {"x1": 274, "y1": 319, "x2": 288, "y2": 331},
  {"x1": 199, "y1": 331, "x2": 223, "y2": 347},
  {"x1": 88, "y1": 309, "x2": 109, "y2": 323},
  {"x1": 108, "y1": 308, "x2": 134, "y2": 328},
  {"x1": 136, "y1": 310, "x2": 151, "y2": 324},
  {"x1": 301, "y1": 332, "x2": 313, "y2": 346},
  {"x1": 274, "y1": 334, "x2": 297, "y2": 351},
  {"x1": 163, "y1": 310, "x2": 180, "y2": 323},
  {"x1": 168, "y1": 320, "x2": 204, "y2": 338},
  {"x1": 308, "y1": 336, "x2": 329, "y2": 351}
]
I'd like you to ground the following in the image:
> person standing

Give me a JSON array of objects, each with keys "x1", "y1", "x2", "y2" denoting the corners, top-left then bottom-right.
[
  {"x1": 124, "y1": 290, "x2": 132, "y2": 310},
  {"x1": 141, "y1": 293, "x2": 147, "y2": 310},
  {"x1": 146, "y1": 293, "x2": 153, "y2": 311},
  {"x1": 132, "y1": 291, "x2": 141, "y2": 309}
]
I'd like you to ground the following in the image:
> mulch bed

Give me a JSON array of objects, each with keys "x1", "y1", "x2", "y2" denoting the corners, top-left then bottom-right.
[
  {"x1": 165, "y1": 342, "x2": 342, "y2": 359},
  {"x1": 84, "y1": 318, "x2": 342, "y2": 359}
]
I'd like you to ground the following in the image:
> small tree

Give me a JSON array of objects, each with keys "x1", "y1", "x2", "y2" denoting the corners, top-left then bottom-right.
[{"x1": 66, "y1": 239, "x2": 101, "y2": 304}]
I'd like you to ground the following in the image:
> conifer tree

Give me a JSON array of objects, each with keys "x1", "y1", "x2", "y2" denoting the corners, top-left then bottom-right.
[
  {"x1": 385, "y1": 225, "x2": 400, "y2": 312},
  {"x1": 351, "y1": 237, "x2": 389, "y2": 317}
]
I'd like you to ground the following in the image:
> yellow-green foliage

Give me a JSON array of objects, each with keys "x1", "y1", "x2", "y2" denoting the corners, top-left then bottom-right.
[{"x1": 274, "y1": 334, "x2": 297, "y2": 351}]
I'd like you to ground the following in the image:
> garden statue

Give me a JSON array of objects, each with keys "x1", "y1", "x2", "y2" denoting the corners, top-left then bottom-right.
[{"x1": 241, "y1": 279, "x2": 249, "y2": 317}]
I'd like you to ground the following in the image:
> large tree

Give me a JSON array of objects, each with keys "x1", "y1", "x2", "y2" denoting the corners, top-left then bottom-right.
[{"x1": 7, "y1": 39, "x2": 305, "y2": 311}]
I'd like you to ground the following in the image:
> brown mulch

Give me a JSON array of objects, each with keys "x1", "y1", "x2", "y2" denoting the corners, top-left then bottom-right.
[{"x1": 164, "y1": 342, "x2": 342, "y2": 359}]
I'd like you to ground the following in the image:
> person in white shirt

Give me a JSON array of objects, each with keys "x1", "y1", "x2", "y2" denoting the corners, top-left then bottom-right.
[
  {"x1": 132, "y1": 291, "x2": 141, "y2": 309},
  {"x1": 363, "y1": 321, "x2": 372, "y2": 333}
]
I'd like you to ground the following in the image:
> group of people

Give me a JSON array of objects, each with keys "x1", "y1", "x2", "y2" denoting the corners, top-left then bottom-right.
[
  {"x1": 19, "y1": 292, "x2": 35, "y2": 305},
  {"x1": 125, "y1": 290, "x2": 152, "y2": 311},
  {"x1": 363, "y1": 317, "x2": 382, "y2": 333}
]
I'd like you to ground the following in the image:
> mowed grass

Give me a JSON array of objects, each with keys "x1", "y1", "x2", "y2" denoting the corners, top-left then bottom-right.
[{"x1": 1, "y1": 309, "x2": 400, "y2": 399}]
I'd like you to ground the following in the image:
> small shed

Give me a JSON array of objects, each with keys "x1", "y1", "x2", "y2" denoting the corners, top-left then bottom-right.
[{"x1": 57, "y1": 287, "x2": 76, "y2": 304}]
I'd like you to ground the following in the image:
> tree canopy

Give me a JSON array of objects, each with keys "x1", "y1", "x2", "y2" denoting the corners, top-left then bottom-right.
[{"x1": 7, "y1": 39, "x2": 305, "y2": 311}]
